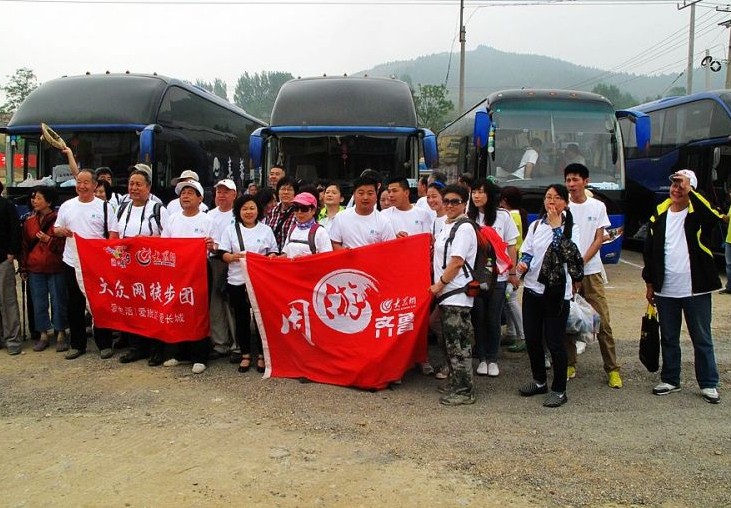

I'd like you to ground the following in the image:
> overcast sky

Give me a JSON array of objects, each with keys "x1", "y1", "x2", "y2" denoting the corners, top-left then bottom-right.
[{"x1": 2, "y1": 0, "x2": 731, "y2": 97}]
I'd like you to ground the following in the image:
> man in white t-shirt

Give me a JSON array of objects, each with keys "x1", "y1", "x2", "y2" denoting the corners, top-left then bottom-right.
[
  {"x1": 54, "y1": 168, "x2": 120, "y2": 360},
  {"x1": 497, "y1": 138, "x2": 542, "y2": 180},
  {"x1": 207, "y1": 179, "x2": 238, "y2": 359},
  {"x1": 382, "y1": 177, "x2": 434, "y2": 237},
  {"x1": 565, "y1": 163, "x2": 621, "y2": 389},
  {"x1": 162, "y1": 180, "x2": 216, "y2": 375},
  {"x1": 167, "y1": 170, "x2": 209, "y2": 216},
  {"x1": 330, "y1": 177, "x2": 396, "y2": 249}
]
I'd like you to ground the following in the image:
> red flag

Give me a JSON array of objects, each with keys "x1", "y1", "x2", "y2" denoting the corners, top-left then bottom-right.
[
  {"x1": 75, "y1": 235, "x2": 209, "y2": 343},
  {"x1": 243, "y1": 234, "x2": 432, "y2": 390}
]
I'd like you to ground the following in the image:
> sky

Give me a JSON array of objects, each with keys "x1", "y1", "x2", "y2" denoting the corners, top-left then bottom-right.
[{"x1": 2, "y1": 0, "x2": 731, "y2": 99}]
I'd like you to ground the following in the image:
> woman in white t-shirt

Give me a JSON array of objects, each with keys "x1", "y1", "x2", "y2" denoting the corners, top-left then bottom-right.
[
  {"x1": 467, "y1": 178, "x2": 519, "y2": 378},
  {"x1": 220, "y1": 195, "x2": 278, "y2": 374},
  {"x1": 282, "y1": 193, "x2": 333, "y2": 258}
]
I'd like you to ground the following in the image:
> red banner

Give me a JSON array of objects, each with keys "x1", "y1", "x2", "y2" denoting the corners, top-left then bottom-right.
[
  {"x1": 242, "y1": 234, "x2": 432, "y2": 390},
  {"x1": 75, "y1": 235, "x2": 209, "y2": 343}
]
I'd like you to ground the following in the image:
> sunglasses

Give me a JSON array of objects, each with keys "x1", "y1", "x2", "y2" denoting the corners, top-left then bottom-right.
[
  {"x1": 443, "y1": 198, "x2": 464, "y2": 206},
  {"x1": 293, "y1": 204, "x2": 314, "y2": 212}
]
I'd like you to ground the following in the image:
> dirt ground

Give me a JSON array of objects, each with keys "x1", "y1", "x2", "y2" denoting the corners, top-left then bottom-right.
[{"x1": 1, "y1": 249, "x2": 730, "y2": 507}]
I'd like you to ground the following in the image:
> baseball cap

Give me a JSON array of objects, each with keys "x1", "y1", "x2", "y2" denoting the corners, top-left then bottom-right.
[
  {"x1": 292, "y1": 192, "x2": 318, "y2": 208},
  {"x1": 175, "y1": 180, "x2": 204, "y2": 196},
  {"x1": 215, "y1": 179, "x2": 236, "y2": 191},
  {"x1": 669, "y1": 169, "x2": 697, "y2": 189},
  {"x1": 172, "y1": 170, "x2": 200, "y2": 185},
  {"x1": 132, "y1": 163, "x2": 152, "y2": 179}
]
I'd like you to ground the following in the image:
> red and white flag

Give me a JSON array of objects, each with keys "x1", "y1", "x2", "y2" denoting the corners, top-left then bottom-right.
[
  {"x1": 75, "y1": 235, "x2": 209, "y2": 343},
  {"x1": 242, "y1": 234, "x2": 432, "y2": 390}
]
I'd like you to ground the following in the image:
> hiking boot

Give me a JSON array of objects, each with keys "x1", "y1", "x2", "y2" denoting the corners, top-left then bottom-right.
[
  {"x1": 439, "y1": 392, "x2": 476, "y2": 406},
  {"x1": 99, "y1": 348, "x2": 114, "y2": 359},
  {"x1": 543, "y1": 391, "x2": 568, "y2": 408},
  {"x1": 653, "y1": 382, "x2": 680, "y2": 395},
  {"x1": 701, "y1": 388, "x2": 720, "y2": 404},
  {"x1": 608, "y1": 370, "x2": 623, "y2": 389}
]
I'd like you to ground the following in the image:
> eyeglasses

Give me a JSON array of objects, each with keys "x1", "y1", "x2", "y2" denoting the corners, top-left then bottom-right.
[
  {"x1": 544, "y1": 195, "x2": 565, "y2": 202},
  {"x1": 443, "y1": 198, "x2": 464, "y2": 206},
  {"x1": 293, "y1": 205, "x2": 313, "y2": 212}
]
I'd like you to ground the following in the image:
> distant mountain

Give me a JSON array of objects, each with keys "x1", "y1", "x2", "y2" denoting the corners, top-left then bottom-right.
[{"x1": 355, "y1": 45, "x2": 725, "y2": 113}]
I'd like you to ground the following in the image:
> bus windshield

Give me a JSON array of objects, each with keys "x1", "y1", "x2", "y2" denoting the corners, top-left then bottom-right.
[{"x1": 491, "y1": 99, "x2": 622, "y2": 190}]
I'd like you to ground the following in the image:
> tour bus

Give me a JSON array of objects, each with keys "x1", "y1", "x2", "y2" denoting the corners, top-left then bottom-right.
[
  {"x1": 249, "y1": 76, "x2": 438, "y2": 196},
  {"x1": 618, "y1": 90, "x2": 731, "y2": 249},
  {"x1": 1, "y1": 73, "x2": 266, "y2": 209},
  {"x1": 438, "y1": 89, "x2": 650, "y2": 264}
]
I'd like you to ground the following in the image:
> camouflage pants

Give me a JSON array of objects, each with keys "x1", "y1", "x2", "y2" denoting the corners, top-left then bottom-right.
[{"x1": 440, "y1": 305, "x2": 474, "y2": 396}]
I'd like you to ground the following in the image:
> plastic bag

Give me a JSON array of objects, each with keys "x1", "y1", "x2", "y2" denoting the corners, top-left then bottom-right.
[{"x1": 566, "y1": 294, "x2": 600, "y2": 344}]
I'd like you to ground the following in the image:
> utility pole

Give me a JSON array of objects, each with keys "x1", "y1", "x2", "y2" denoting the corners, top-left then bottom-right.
[
  {"x1": 458, "y1": 0, "x2": 466, "y2": 114},
  {"x1": 678, "y1": 0, "x2": 702, "y2": 95},
  {"x1": 718, "y1": 5, "x2": 731, "y2": 88}
]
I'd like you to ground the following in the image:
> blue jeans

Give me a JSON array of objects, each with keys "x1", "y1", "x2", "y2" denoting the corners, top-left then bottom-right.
[
  {"x1": 725, "y1": 243, "x2": 731, "y2": 290},
  {"x1": 471, "y1": 281, "x2": 507, "y2": 362},
  {"x1": 654, "y1": 293, "x2": 719, "y2": 389},
  {"x1": 28, "y1": 272, "x2": 68, "y2": 333}
]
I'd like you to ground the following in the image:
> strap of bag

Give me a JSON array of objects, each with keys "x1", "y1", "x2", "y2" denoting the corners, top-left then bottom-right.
[
  {"x1": 103, "y1": 201, "x2": 109, "y2": 239},
  {"x1": 235, "y1": 222, "x2": 245, "y2": 252}
]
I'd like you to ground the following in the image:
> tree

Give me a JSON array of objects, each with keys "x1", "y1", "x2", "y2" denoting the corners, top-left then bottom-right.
[
  {"x1": 591, "y1": 83, "x2": 638, "y2": 109},
  {"x1": 413, "y1": 83, "x2": 454, "y2": 132},
  {"x1": 194, "y1": 78, "x2": 228, "y2": 101},
  {"x1": 233, "y1": 71, "x2": 294, "y2": 121},
  {"x1": 1, "y1": 68, "x2": 39, "y2": 114}
]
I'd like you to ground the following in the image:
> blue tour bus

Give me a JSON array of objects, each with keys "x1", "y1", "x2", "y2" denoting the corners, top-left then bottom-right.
[
  {"x1": 2, "y1": 73, "x2": 266, "y2": 210},
  {"x1": 618, "y1": 90, "x2": 731, "y2": 249},
  {"x1": 249, "y1": 76, "x2": 438, "y2": 195},
  {"x1": 438, "y1": 89, "x2": 650, "y2": 264}
]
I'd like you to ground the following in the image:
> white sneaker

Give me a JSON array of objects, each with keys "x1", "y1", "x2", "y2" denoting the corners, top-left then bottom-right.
[
  {"x1": 476, "y1": 361, "x2": 488, "y2": 376},
  {"x1": 435, "y1": 365, "x2": 449, "y2": 380},
  {"x1": 192, "y1": 363, "x2": 206, "y2": 374},
  {"x1": 487, "y1": 362, "x2": 499, "y2": 377},
  {"x1": 652, "y1": 382, "x2": 680, "y2": 395},
  {"x1": 701, "y1": 387, "x2": 720, "y2": 404},
  {"x1": 163, "y1": 358, "x2": 180, "y2": 367},
  {"x1": 575, "y1": 341, "x2": 586, "y2": 355}
]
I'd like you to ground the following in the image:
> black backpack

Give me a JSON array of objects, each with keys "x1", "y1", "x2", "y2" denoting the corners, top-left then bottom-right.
[{"x1": 117, "y1": 200, "x2": 163, "y2": 236}]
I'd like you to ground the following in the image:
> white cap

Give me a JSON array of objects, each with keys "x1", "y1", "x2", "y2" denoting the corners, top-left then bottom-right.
[
  {"x1": 175, "y1": 180, "x2": 204, "y2": 196},
  {"x1": 669, "y1": 169, "x2": 697, "y2": 190},
  {"x1": 215, "y1": 179, "x2": 236, "y2": 191},
  {"x1": 172, "y1": 169, "x2": 200, "y2": 184}
]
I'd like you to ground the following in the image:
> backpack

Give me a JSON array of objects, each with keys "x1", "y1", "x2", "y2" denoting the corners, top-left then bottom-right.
[
  {"x1": 117, "y1": 200, "x2": 163, "y2": 236},
  {"x1": 286, "y1": 223, "x2": 321, "y2": 254}
]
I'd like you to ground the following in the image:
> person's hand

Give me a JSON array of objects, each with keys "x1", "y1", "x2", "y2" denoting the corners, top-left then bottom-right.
[
  {"x1": 396, "y1": 231, "x2": 409, "y2": 238},
  {"x1": 36, "y1": 231, "x2": 51, "y2": 243},
  {"x1": 55, "y1": 227, "x2": 72, "y2": 238},
  {"x1": 507, "y1": 273, "x2": 520, "y2": 289},
  {"x1": 546, "y1": 205, "x2": 561, "y2": 227},
  {"x1": 645, "y1": 284, "x2": 655, "y2": 305},
  {"x1": 205, "y1": 237, "x2": 216, "y2": 252},
  {"x1": 516, "y1": 261, "x2": 528, "y2": 275}
]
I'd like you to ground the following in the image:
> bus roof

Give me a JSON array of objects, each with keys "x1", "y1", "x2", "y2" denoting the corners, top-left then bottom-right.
[
  {"x1": 628, "y1": 89, "x2": 731, "y2": 113},
  {"x1": 7, "y1": 73, "x2": 263, "y2": 131},
  {"x1": 270, "y1": 76, "x2": 418, "y2": 128}
]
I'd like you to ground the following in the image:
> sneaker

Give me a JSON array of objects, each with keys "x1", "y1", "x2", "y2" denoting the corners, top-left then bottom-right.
[
  {"x1": 487, "y1": 362, "x2": 499, "y2": 377},
  {"x1": 6, "y1": 344, "x2": 22, "y2": 356},
  {"x1": 500, "y1": 335, "x2": 517, "y2": 346},
  {"x1": 507, "y1": 340, "x2": 527, "y2": 353},
  {"x1": 719, "y1": 288, "x2": 731, "y2": 295},
  {"x1": 99, "y1": 348, "x2": 114, "y2": 359},
  {"x1": 163, "y1": 358, "x2": 180, "y2": 367},
  {"x1": 192, "y1": 363, "x2": 207, "y2": 374},
  {"x1": 608, "y1": 370, "x2": 623, "y2": 389},
  {"x1": 439, "y1": 392, "x2": 476, "y2": 406},
  {"x1": 437, "y1": 383, "x2": 452, "y2": 394},
  {"x1": 435, "y1": 365, "x2": 449, "y2": 380},
  {"x1": 56, "y1": 331, "x2": 69, "y2": 352},
  {"x1": 519, "y1": 381, "x2": 548, "y2": 397},
  {"x1": 701, "y1": 387, "x2": 720, "y2": 404},
  {"x1": 544, "y1": 354, "x2": 552, "y2": 369},
  {"x1": 476, "y1": 361, "x2": 488, "y2": 376},
  {"x1": 653, "y1": 382, "x2": 681, "y2": 395},
  {"x1": 543, "y1": 391, "x2": 568, "y2": 408},
  {"x1": 33, "y1": 340, "x2": 49, "y2": 352},
  {"x1": 65, "y1": 348, "x2": 85, "y2": 360},
  {"x1": 567, "y1": 365, "x2": 576, "y2": 380},
  {"x1": 419, "y1": 362, "x2": 435, "y2": 376},
  {"x1": 575, "y1": 341, "x2": 587, "y2": 355}
]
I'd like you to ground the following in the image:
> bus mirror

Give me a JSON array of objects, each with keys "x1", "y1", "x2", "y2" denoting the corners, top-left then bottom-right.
[
  {"x1": 421, "y1": 129, "x2": 438, "y2": 168},
  {"x1": 139, "y1": 124, "x2": 159, "y2": 165},
  {"x1": 473, "y1": 108, "x2": 490, "y2": 148},
  {"x1": 249, "y1": 128, "x2": 265, "y2": 169},
  {"x1": 635, "y1": 114, "x2": 651, "y2": 153}
]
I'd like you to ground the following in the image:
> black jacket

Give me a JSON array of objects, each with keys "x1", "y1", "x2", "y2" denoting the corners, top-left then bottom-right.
[
  {"x1": 0, "y1": 196, "x2": 21, "y2": 259},
  {"x1": 642, "y1": 190, "x2": 722, "y2": 294}
]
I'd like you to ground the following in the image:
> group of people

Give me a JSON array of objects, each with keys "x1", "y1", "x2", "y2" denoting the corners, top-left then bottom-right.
[{"x1": 0, "y1": 157, "x2": 723, "y2": 407}]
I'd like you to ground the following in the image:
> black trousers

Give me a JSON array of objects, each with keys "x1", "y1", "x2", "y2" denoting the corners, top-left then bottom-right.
[
  {"x1": 522, "y1": 288, "x2": 569, "y2": 393},
  {"x1": 227, "y1": 283, "x2": 263, "y2": 357},
  {"x1": 64, "y1": 263, "x2": 112, "y2": 352}
]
